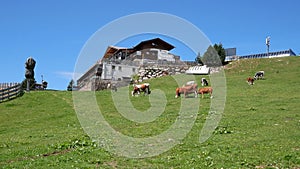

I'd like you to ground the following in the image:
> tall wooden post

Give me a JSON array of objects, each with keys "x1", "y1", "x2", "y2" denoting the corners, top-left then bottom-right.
[
  {"x1": 25, "y1": 57, "x2": 36, "y2": 92},
  {"x1": 26, "y1": 79, "x2": 30, "y2": 92}
]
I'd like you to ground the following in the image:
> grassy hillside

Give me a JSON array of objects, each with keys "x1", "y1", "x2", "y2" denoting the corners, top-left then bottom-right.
[{"x1": 0, "y1": 57, "x2": 299, "y2": 168}]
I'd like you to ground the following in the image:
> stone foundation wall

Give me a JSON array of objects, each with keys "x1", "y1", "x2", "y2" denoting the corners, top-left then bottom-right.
[{"x1": 136, "y1": 65, "x2": 189, "y2": 82}]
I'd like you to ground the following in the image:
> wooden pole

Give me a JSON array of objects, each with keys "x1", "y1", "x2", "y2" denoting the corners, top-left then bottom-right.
[{"x1": 26, "y1": 79, "x2": 30, "y2": 92}]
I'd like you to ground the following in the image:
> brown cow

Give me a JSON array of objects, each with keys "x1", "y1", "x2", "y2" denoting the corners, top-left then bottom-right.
[
  {"x1": 198, "y1": 87, "x2": 213, "y2": 99},
  {"x1": 175, "y1": 83, "x2": 198, "y2": 98}
]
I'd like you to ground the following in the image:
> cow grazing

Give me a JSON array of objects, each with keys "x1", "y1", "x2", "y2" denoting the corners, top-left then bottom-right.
[
  {"x1": 254, "y1": 71, "x2": 264, "y2": 80},
  {"x1": 201, "y1": 78, "x2": 208, "y2": 86},
  {"x1": 198, "y1": 87, "x2": 213, "y2": 99},
  {"x1": 132, "y1": 83, "x2": 151, "y2": 96},
  {"x1": 175, "y1": 83, "x2": 198, "y2": 98},
  {"x1": 247, "y1": 77, "x2": 255, "y2": 85}
]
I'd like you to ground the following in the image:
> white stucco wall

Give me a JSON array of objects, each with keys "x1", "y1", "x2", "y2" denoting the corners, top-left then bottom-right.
[{"x1": 101, "y1": 62, "x2": 138, "y2": 80}]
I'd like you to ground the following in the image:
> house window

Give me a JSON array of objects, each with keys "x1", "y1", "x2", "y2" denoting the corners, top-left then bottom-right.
[
  {"x1": 112, "y1": 65, "x2": 116, "y2": 70},
  {"x1": 132, "y1": 68, "x2": 136, "y2": 72},
  {"x1": 118, "y1": 66, "x2": 122, "y2": 71}
]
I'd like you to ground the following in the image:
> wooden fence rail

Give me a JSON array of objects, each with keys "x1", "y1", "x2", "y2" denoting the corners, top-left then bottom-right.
[
  {"x1": 0, "y1": 83, "x2": 24, "y2": 103},
  {"x1": 0, "y1": 82, "x2": 20, "y2": 89}
]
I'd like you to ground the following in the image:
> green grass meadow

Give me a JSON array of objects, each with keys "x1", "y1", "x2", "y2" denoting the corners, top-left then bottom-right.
[{"x1": 0, "y1": 57, "x2": 300, "y2": 168}]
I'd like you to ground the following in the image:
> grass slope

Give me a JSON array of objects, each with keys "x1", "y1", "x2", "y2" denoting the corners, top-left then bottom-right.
[{"x1": 0, "y1": 57, "x2": 299, "y2": 168}]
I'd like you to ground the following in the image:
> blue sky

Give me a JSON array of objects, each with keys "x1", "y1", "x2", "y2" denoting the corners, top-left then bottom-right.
[{"x1": 1, "y1": 0, "x2": 299, "y2": 90}]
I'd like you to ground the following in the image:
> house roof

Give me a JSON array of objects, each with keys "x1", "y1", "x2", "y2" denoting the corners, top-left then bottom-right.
[
  {"x1": 133, "y1": 38, "x2": 175, "y2": 51},
  {"x1": 101, "y1": 38, "x2": 175, "y2": 60},
  {"x1": 102, "y1": 46, "x2": 134, "y2": 59}
]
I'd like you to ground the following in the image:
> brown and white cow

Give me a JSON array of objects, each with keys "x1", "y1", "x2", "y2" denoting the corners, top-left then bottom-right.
[
  {"x1": 247, "y1": 77, "x2": 255, "y2": 85},
  {"x1": 132, "y1": 83, "x2": 151, "y2": 96}
]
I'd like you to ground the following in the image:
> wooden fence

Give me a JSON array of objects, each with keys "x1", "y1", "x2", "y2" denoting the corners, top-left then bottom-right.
[{"x1": 0, "y1": 83, "x2": 24, "y2": 103}]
